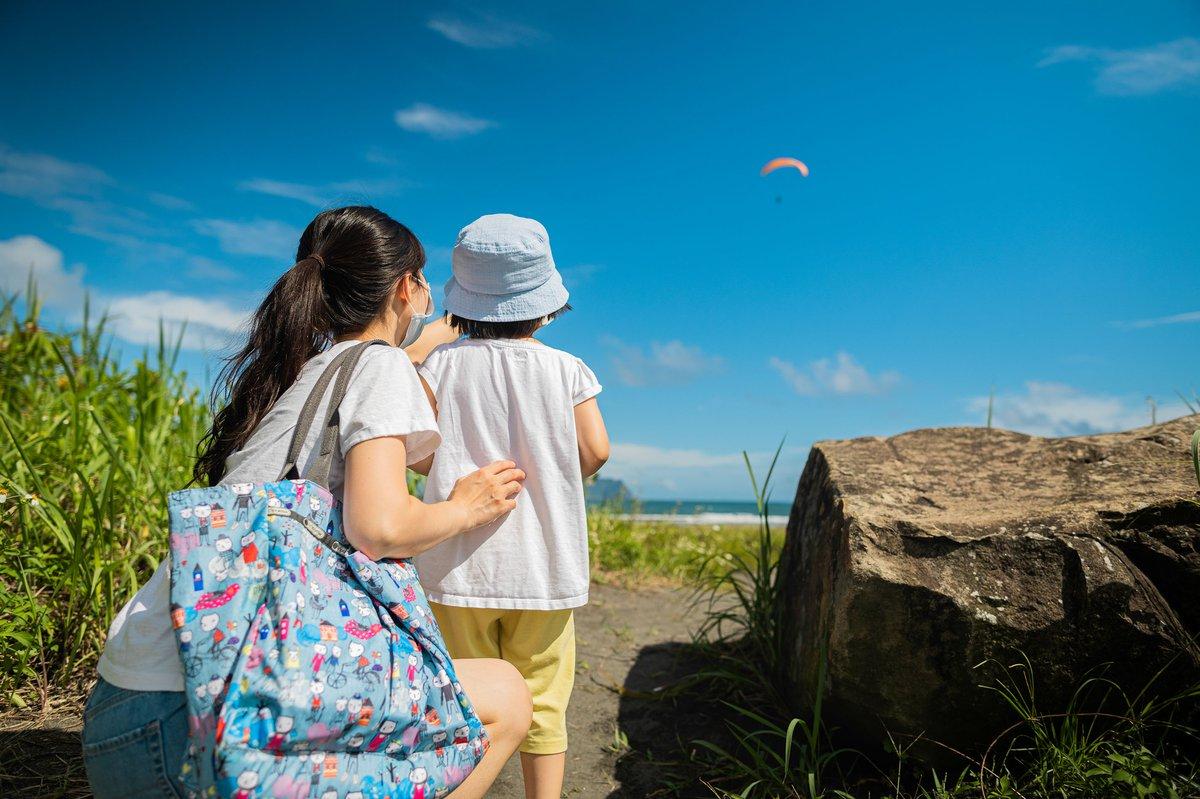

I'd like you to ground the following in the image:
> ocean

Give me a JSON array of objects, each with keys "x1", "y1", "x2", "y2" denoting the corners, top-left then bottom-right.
[{"x1": 587, "y1": 498, "x2": 790, "y2": 527}]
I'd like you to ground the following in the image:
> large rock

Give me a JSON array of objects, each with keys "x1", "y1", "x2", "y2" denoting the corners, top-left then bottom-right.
[{"x1": 777, "y1": 416, "x2": 1200, "y2": 758}]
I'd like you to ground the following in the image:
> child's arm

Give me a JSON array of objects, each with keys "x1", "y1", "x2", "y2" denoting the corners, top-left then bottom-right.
[
  {"x1": 404, "y1": 317, "x2": 459, "y2": 365},
  {"x1": 409, "y1": 375, "x2": 439, "y2": 476},
  {"x1": 574, "y1": 398, "x2": 610, "y2": 478}
]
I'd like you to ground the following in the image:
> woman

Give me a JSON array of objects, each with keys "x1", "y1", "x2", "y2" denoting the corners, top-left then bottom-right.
[{"x1": 83, "y1": 206, "x2": 532, "y2": 798}]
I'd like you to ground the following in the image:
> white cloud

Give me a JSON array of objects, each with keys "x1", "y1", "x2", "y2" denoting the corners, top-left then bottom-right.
[
  {"x1": 0, "y1": 235, "x2": 246, "y2": 350},
  {"x1": 604, "y1": 337, "x2": 725, "y2": 386},
  {"x1": 0, "y1": 145, "x2": 159, "y2": 247},
  {"x1": 1114, "y1": 309, "x2": 1200, "y2": 329},
  {"x1": 147, "y1": 192, "x2": 194, "y2": 211},
  {"x1": 769, "y1": 356, "x2": 817, "y2": 395},
  {"x1": 1038, "y1": 38, "x2": 1200, "y2": 95},
  {"x1": 50, "y1": 196, "x2": 171, "y2": 247},
  {"x1": 364, "y1": 147, "x2": 402, "y2": 167},
  {"x1": 0, "y1": 144, "x2": 197, "y2": 266},
  {"x1": 239, "y1": 179, "x2": 328, "y2": 207},
  {"x1": 769, "y1": 352, "x2": 900, "y2": 396},
  {"x1": 330, "y1": 178, "x2": 407, "y2": 198},
  {"x1": 394, "y1": 103, "x2": 495, "y2": 139},
  {"x1": 611, "y1": 443, "x2": 745, "y2": 469},
  {"x1": 186, "y1": 256, "x2": 240, "y2": 282},
  {"x1": 561, "y1": 263, "x2": 602, "y2": 285},
  {"x1": 0, "y1": 144, "x2": 111, "y2": 200},
  {"x1": 0, "y1": 234, "x2": 86, "y2": 307},
  {"x1": 427, "y1": 14, "x2": 545, "y2": 49},
  {"x1": 603, "y1": 441, "x2": 808, "y2": 503},
  {"x1": 967, "y1": 381, "x2": 1189, "y2": 437},
  {"x1": 240, "y1": 177, "x2": 405, "y2": 207},
  {"x1": 104, "y1": 291, "x2": 246, "y2": 350},
  {"x1": 193, "y1": 218, "x2": 301, "y2": 258}
]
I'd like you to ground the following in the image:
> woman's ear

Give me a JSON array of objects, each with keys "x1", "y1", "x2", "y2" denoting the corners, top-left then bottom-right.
[{"x1": 395, "y1": 274, "x2": 414, "y2": 304}]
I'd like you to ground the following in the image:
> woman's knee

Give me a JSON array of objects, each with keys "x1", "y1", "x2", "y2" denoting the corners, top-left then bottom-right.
[
  {"x1": 455, "y1": 657, "x2": 532, "y2": 743},
  {"x1": 491, "y1": 660, "x2": 533, "y2": 741}
]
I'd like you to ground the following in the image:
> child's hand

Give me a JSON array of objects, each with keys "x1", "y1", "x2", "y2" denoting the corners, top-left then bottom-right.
[{"x1": 447, "y1": 460, "x2": 525, "y2": 530}]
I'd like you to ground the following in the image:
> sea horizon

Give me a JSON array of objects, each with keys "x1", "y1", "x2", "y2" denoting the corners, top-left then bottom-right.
[{"x1": 587, "y1": 497, "x2": 791, "y2": 527}]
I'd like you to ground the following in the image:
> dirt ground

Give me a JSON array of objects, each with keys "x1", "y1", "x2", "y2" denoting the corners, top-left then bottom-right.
[
  {"x1": 489, "y1": 581, "x2": 710, "y2": 798},
  {"x1": 0, "y1": 582, "x2": 714, "y2": 798}
]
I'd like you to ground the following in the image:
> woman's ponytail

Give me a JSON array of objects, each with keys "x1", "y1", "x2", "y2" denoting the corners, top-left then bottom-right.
[{"x1": 193, "y1": 206, "x2": 423, "y2": 486}]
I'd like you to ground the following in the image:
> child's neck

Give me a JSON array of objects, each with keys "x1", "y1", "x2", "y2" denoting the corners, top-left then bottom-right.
[{"x1": 472, "y1": 334, "x2": 540, "y2": 343}]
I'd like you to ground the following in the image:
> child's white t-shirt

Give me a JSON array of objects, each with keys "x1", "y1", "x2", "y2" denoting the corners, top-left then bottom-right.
[{"x1": 415, "y1": 338, "x2": 602, "y2": 610}]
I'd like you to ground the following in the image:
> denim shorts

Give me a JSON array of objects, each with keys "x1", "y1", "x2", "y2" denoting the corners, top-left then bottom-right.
[{"x1": 82, "y1": 677, "x2": 188, "y2": 799}]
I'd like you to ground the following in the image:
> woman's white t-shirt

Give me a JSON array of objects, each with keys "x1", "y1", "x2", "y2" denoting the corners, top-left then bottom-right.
[
  {"x1": 96, "y1": 341, "x2": 440, "y2": 692},
  {"x1": 415, "y1": 338, "x2": 602, "y2": 610}
]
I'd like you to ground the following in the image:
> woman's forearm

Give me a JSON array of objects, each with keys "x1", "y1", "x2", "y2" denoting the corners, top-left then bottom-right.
[
  {"x1": 342, "y1": 438, "x2": 459, "y2": 559},
  {"x1": 381, "y1": 494, "x2": 471, "y2": 559},
  {"x1": 343, "y1": 437, "x2": 522, "y2": 561}
]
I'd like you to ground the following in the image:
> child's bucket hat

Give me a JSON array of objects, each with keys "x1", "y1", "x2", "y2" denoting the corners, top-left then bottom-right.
[{"x1": 443, "y1": 213, "x2": 570, "y2": 322}]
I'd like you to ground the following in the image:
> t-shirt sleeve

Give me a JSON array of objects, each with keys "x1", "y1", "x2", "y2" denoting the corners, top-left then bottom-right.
[
  {"x1": 571, "y1": 358, "x2": 603, "y2": 405},
  {"x1": 338, "y1": 347, "x2": 441, "y2": 465},
  {"x1": 415, "y1": 345, "x2": 445, "y2": 395}
]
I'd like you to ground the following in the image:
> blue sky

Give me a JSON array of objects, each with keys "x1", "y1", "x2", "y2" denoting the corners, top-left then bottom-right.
[{"x1": 2, "y1": 1, "x2": 1198, "y2": 500}]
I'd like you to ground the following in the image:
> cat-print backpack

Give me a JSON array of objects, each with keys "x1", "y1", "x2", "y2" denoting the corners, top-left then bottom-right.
[{"x1": 167, "y1": 340, "x2": 488, "y2": 799}]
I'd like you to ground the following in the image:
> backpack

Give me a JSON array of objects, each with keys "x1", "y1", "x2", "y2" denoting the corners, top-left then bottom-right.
[{"x1": 168, "y1": 340, "x2": 488, "y2": 799}]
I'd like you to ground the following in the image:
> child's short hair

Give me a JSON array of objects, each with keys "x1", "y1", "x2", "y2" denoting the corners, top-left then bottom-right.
[{"x1": 448, "y1": 304, "x2": 571, "y2": 340}]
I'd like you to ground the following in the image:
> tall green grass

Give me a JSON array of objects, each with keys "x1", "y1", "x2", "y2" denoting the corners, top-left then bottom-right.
[
  {"x1": 0, "y1": 289, "x2": 208, "y2": 708},
  {"x1": 588, "y1": 501, "x2": 764, "y2": 584},
  {"x1": 689, "y1": 445, "x2": 860, "y2": 798}
]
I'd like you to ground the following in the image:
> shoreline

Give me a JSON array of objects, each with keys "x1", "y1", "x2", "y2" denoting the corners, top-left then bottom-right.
[{"x1": 613, "y1": 512, "x2": 789, "y2": 527}]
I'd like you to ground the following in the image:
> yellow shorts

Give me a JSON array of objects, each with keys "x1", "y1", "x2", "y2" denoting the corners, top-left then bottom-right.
[{"x1": 430, "y1": 602, "x2": 575, "y2": 754}]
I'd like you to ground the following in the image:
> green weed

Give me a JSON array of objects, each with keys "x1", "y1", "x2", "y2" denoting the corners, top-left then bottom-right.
[
  {"x1": 688, "y1": 443, "x2": 861, "y2": 799},
  {"x1": 0, "y1": 289, "x2": 208, "y2": 708},
  {"x1": 588, "y1": 500, "x2": 762, "y2": 584}
]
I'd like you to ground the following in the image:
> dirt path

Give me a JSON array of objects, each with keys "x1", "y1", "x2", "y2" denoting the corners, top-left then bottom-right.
[
  {"x1": 0, "y1": 582, "x2": 706, "y2": 798},
  {"x1": 489, "y1": 581, "x2": 704, "y2": 798}
]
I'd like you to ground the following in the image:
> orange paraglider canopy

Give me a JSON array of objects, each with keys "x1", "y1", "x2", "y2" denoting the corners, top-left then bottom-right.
[{"x1": 760, "y1": 157, "x2": 810, "y2": 177}]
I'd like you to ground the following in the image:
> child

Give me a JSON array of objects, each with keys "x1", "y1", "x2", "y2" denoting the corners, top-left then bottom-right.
[{"x1": 412, "y1": 214, "x2": 610, "y2": 799}]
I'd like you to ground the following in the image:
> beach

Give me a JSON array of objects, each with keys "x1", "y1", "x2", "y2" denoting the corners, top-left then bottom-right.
[{"x1": 592, "y1": 499, "x2": 788, "y2": 528}]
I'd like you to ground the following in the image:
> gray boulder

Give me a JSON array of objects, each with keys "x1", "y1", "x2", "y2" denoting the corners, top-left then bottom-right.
[{"x1": 777, "y1": 416, "x2": 1200, "y2": 757}]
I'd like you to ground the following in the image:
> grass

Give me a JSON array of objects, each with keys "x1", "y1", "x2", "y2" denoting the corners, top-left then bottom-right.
[
  {"x1": 588, "y1": 502, "x2": 766, "y2": 586},
  {"x1": 0, "y1": 288, "x2": 208, "y2": 710},
  {"x1": 0, "y1": 285, "x2": 756, "y2": 713}
]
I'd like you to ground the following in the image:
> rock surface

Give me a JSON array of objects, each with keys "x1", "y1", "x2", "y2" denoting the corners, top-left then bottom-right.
[{"x1": 777, "y1": 416, "x2": 1200, "y2": 757}]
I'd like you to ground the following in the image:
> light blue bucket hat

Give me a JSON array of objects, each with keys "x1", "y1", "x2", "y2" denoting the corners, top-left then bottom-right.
[{"x1": 443, "y1": 213, "x2": 570, "y2": 322}]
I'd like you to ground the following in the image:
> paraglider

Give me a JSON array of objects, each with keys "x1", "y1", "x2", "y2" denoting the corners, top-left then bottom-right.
[
  {"x1": 760, "y1": 157, "x2": 809, "y2": 203},
  {"x1": 760, "y1": 157, "x2": 809, "y2": 177}
]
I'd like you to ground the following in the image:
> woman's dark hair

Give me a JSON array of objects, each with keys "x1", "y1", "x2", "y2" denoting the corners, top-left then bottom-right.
[
  {"x1": 193, "y1": 206, "x2": 424, "y2": 486},
  {"x1": 448, "y1": 304, "x2": 571, "y2": 340}
]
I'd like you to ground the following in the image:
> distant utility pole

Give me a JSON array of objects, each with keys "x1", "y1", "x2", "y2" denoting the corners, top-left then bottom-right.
[{"x1": 1147, "y1": 396, "x2": 1157, "y2": 426}]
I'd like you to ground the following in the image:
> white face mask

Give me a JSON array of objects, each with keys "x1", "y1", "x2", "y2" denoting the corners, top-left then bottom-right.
[{"x1": 400, "y1": 277, "x2": 433, "y2": 348}]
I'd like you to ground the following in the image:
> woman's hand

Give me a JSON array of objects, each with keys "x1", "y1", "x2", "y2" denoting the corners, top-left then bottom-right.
[{"x1": 447, "y1": 460, "x2": 526, "y2": 530}]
